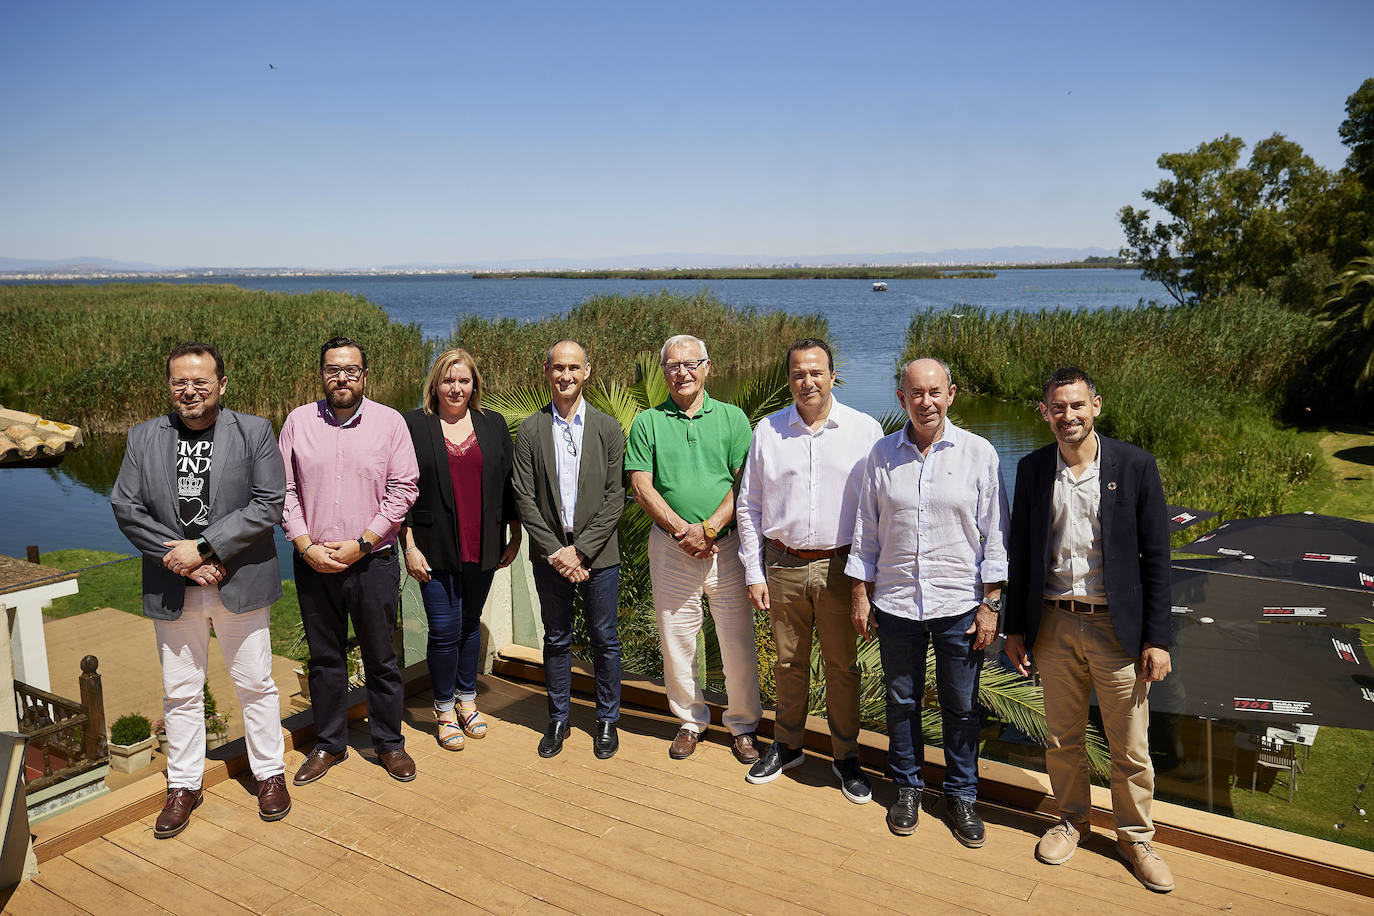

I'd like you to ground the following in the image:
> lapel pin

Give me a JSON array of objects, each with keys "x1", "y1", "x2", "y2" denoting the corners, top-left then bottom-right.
[{"x1": 1107, "y1": 481, "x2": 1117, "y2": 490}]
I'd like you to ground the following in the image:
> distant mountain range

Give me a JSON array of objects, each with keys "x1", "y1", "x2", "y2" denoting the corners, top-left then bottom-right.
[{"x1": 1, "y1": 246, "x2": 1118, "y2": 274}]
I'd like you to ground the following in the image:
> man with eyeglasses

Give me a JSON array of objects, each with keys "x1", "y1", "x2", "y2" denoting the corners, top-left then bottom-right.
[
  {"x1": 512, "y1": 339, "x2": 626, "y2": 759},
  {"x1": 625, "y1": 334, "x2": 762, "y2": 762},
  {"x1": 279, "y1": 336, "x2": 419, "y2": 786},
  {"x1": 113, "y1": 342, "x2": 290, "y2": 838}
]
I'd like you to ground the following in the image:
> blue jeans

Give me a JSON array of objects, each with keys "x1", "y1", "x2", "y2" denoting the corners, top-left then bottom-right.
[
  {"x1": 420, "y1": 564, "x2": 495, "y2": 708},
  {"x1": 533, "y1": 562, "x2": 622, "y2": 723},
  {"x1": 877, "y1": 606, "x2": 983, "y2": 801}
]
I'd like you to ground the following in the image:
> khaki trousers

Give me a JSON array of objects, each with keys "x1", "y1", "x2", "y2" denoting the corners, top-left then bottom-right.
[
  {"x1": 764, "y1": 544, "x2": 860, "y2": 759},
  {"x1": 1036, "y1": 602, "x2": 1155, "y2": 843}
]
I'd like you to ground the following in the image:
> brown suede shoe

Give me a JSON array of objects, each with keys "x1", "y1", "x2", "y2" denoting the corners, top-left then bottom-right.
[
  {"x1": 154, "y1": 787, "x2": 203, "y2": 839},
  {"x1": 293, "y1": 747, "x2": 348, "y2": 786},
  {"x1": 668, "y1": 728, "x2": 699, "y2": 760},
  {"x1": 257, "y1": 774, "x2": 291, "y2": 821},
  {"x1": 730, "y1": 732, "x2": 760, "y2": 765},
  {"x1": 379, "y1": 748, "x2": 416, "y2": 782}
]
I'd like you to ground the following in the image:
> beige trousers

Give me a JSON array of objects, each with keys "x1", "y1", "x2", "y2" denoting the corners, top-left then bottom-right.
[
  {"x1": 647, "y1": 527, "x2": 762, "y2": 736},
  {"x1": 764, "y1": 544, "x2": 860, "y2": 759},
  {"x1": 1035, "y1": 602, "x2": 1155, "y2": 843}
]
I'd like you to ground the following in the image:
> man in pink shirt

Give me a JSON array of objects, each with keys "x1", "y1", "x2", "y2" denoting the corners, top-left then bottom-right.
[{"x1": 280, "y1": 336, "x2": 419, "y2": 785}]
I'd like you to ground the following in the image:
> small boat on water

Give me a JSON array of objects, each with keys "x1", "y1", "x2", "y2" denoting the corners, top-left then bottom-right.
[{"x1": 872, "y1": 281, "x2": 888, "y2": 292}]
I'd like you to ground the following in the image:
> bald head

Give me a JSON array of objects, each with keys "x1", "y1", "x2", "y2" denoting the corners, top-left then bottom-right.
[
  {"x1": 900, "y1": 357, "x2": 952, "y2": 389},
  {"x1": 897, "y1": 357, "x2": 956, "y2": 448}
]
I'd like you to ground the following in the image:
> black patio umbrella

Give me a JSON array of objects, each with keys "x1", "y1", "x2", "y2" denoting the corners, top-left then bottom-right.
[
  {"x1": 1166, "y1": 505, "x2": 1217, "y2": 533},
  {"x1": 1162, "y1": 614, "x2": 1374, "y2": 730},
  {"x1": 1172, "y1": 513, "x2": 1374, "y2": 625}
]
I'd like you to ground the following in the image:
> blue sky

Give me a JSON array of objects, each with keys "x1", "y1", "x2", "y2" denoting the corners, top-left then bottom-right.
[{"x1": 2, "y1": 1, "x2": 1371, "y2": 268}]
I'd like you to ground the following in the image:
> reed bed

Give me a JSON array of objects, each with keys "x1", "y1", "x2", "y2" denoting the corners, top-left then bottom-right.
[
  {"x1": 447, "y1": 289, "x2": 828, "y2": 390},
  {"x1": 901, "y1": 293, "x2": 1327, "y2": 519},
  {"x1": 0, "y1": 284, "x2": 428, "y2": 433}
]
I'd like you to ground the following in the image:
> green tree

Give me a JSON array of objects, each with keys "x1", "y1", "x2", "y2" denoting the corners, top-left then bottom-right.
[
  {"x1": 1339, "y1": 77, "x2": 1374, "y2": 193},
  {"x1": 1318, "y1": 246, "x2": 1374, "y2": 417},
  {"x1": 1119, "y1": 134, "x2": 1332, "y2": 305}
]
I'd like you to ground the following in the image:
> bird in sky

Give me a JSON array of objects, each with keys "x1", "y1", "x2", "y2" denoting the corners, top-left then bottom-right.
[{"x1": 269, "y1": 64, "x2": 277, "y2": 70}]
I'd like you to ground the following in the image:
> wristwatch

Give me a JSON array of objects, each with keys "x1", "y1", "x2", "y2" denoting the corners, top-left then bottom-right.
[
  {"x1": 196, "y1": 536, "x2": 213, "y2": 557},
  {"x1": 356, "y1": 537, "x2": 374, "y2": 556},
  {"x1": 980, "y1": 594, "x2": 1004, "y2": 614},
  {"x1": 702, "y1": 522, "x2": 718, "y2": 540}
]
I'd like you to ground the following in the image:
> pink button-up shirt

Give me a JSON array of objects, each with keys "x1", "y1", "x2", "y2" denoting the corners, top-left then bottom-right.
[{"x1": 279, "y1": 397, "x2": 419, "y2": 549}]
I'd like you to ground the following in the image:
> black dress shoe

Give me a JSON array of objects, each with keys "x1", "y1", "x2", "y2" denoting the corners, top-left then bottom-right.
[
  {"x1": 538, "y1": 720, "x2": 570, "y2": 758},
  {"x1": 593, "y1": 720, "x2": 619, "y2": 759},
  {"x1": 887, "y1": 786, "x2": 921, "y2": 836},
  {"x1": 945, "y1": 797, "x2": 985, "y2": 848}
]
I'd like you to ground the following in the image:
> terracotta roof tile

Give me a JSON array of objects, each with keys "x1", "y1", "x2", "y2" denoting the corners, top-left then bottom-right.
[{"x1": 0, "y1": 406, "x2": 83, "y2": 465}]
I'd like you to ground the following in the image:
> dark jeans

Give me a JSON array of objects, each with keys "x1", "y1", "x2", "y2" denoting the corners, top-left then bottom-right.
[
  {"x1": 876, "y1": 606, "x2": 983, "y2": 801},
  {"x1": 295, "y1": 549, "x2": 404, "y2": 754},
  {"x1": 532, "y1": 562, "x2": 622, "y2": 723},
  {"x1": 419, "y1": 563, "x2": 496, "y2": 706}
]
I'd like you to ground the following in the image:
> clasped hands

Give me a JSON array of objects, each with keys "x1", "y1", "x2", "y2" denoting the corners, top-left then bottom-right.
[
  {"x1": 674, "y1": 522, "x2": 717, "y2": 559},
  {"x1": 303, "y1": 540, "x2": 362, "y2": 574},
  {"x1": 548, "y1": 544, "x2": 589, "y2": 582},
  {"x1": 161, "y1": 538, "x2": 225, "y2": 585}
]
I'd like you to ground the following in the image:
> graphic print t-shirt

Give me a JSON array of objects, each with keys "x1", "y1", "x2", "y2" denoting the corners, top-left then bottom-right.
[{"x1": 175, "y1": 419, "x2": 215, "y2": 539}]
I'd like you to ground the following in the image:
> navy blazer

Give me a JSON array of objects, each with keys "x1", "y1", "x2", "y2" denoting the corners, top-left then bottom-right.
[
  {"x1": 1004, "y1": 434, "x2": 1172, "y2": 657},
  {"x1": 403, "y1": 406, "x2": 517, "y2": 572},
  {"x1": 112, "y1": 408, "x2": 285, "y2": 619}
]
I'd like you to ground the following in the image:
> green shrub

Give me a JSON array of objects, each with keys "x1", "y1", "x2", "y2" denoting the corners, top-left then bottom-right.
[{"x1": 109, "y1": 713, "x2": 152, "y2": 745}]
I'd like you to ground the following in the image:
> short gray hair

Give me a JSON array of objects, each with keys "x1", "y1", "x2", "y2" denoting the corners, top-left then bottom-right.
[
  {"x1": 660, "y1": 335, "x2": 708, "y2": 364},
  {"x1": 899, "y1": 357, "x2": 953, "y2": 388},
  {"x1": 544, "y1": 338, "x2": 588, "y2": 367}
]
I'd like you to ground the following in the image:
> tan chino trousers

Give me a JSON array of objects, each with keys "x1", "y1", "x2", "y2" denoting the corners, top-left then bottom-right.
[
  {"x1": 764, "y1": 543, "x2": 861, "y2": 760},
  {"x1": 1035, "y1": 601, "x2": 1155, "y2": 843}
]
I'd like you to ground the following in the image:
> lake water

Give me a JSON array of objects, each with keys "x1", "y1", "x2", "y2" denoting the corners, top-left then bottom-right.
[{"x1": 1, "y1": 269, "x2": 1168, "y2": 570}]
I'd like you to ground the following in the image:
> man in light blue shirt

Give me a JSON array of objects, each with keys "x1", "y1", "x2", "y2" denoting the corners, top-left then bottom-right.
[{"x1": 846, "y1": 357, "x2": 1008, "y2": 847}]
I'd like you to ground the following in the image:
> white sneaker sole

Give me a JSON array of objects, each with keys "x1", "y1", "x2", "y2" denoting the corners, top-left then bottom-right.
[
  {"x1": 831, "y1": 762, "x2": 872, "y2": 804},
  {"x1": 746, "y1": 752, "x2": 804, "y2": 784}
]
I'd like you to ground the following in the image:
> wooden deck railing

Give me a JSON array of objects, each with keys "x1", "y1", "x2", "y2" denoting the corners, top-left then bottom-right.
[{"x1": 14, "y1": 655, "x2": 107, "y2": 793}]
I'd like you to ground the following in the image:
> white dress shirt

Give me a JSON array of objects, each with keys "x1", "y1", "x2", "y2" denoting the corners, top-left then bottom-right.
[
  {"x1": 844, "y1": 421, "x2": 1009, "y2": 621},
  {"x1": 551, "y1": 398, "x2": 586, "y2": 534},
  {"x1": 1044, "y1": 436, "x2": 1106, "y2": 602},
  {"x1": 737, "y1": 398, "x2": 884, "y2": 585}
]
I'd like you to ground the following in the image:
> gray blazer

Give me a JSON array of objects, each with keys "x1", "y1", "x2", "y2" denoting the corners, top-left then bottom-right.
[
  {"x1": 112, "y1": 408, "x2": 286, "y2": 619},
  {"x1": 512, "y1": 402, "x2": 625, "y2": 569}
]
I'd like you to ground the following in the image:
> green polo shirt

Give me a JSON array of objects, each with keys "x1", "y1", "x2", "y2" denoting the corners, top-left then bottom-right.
[{"x1": 624, "y1": 392, "x2": 752, "y2": 524}]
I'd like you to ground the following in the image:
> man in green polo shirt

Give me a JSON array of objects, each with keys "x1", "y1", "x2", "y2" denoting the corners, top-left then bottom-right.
[{"x1": 625, "y1": 334, "x2": 763, "y2": 762}]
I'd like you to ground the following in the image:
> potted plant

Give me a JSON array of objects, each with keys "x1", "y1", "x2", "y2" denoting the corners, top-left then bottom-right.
[
  {"x1": 294, "y1": 659, "x2": 310, "y2": 699},
  {"x1": 204, "y1": 684, "x2": 231, "y2": 749},
  {"x1": 152, "y1": 717, "x2": 168, "y2": 756},
  {"x1": 108, "y1": 713, "x2": 156, "y2": 773}
]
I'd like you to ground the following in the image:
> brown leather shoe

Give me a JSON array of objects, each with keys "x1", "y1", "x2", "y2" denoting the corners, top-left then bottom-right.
[
  {"x1": 668, "y1": 727, "x2": 699, "y2": 760},
  {"x1": 257, "y1": 774, "x2": 291, "y2": 821},
  {"x1": 154, "y1": 787, "x2": 203, "y2": 838},
  {"x1": 293, "y1": 747, "x2": 348, "y2": 786},
  {"x1": 379, "y1": 748, "x2": 416, "y2": 781},
  {"x1": 730, "y1": 732, "x2": 760, "y2": 765}
]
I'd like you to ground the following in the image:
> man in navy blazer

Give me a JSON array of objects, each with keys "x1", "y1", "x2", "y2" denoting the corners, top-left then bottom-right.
[
  {"x1": 512, "y1": 339, "x2": 625, "y2": 759},
  {"x1": 112, "y1": 342, "x2": 289, "y2": 839},
  {"x1": 1004, "y1": 366, "x2": 1175, "y2": 893}
]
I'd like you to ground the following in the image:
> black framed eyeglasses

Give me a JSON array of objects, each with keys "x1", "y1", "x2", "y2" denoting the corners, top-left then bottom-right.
[
  {"x1": 663, "y1": 358, "x2": 707, "y2": 374},
  {"x1": 561, "y1": 424, "x2": 578, "y2": 456}
]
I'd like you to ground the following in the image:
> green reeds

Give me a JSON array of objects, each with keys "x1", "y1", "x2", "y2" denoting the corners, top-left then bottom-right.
[
  {"x1": 0, "y1": 284, "x2": 429, "y2": 433},
  {"x1": 901, "y1": 292, "x2": 1327, "y2": 519},
  {"x1": 447, "y1": 289, "x2": 827, "y2": 391}
]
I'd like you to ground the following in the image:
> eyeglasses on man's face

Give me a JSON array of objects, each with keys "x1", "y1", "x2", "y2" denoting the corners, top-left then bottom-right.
[
  {"x1": 323, "y1": 365, "x2": 365, "y2": 380},
  {"x1": 169, "y1": 378, "x2": 216, "y2": 392},
  {"x1": 662, "y1": 358, "x2": 707, "y2": 374}
]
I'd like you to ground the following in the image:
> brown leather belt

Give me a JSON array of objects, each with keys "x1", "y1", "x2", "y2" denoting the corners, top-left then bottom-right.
[
  {"x1": 1047, "y1": 597, "x2": 1108, "y2": 615},
  {"x1": 766, "y1": 537, "x2": 848, "y2": 561}
]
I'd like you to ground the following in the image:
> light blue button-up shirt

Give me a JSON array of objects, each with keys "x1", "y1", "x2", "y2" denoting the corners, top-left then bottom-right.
[{"x1": 844, "y1": 420, "x2": 1009, "y2": 621}]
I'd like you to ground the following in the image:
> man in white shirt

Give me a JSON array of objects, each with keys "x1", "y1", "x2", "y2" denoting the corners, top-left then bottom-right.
[
  {"x1": 846, "y1": 358, "x2": 1008, "y2": 847},
  {"x1": 737, "y1": 339, "x2": 883, "y2": 802}
]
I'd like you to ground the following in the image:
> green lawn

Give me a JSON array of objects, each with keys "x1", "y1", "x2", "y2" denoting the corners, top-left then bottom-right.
[{"x1": 43, "y1": 549, "x2": 307, "y2": 662}]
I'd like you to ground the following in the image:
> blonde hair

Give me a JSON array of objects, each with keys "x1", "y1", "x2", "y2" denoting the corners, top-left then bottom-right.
[{"x1": 422, "y1": 348, "x2": 484, "y2": 415}]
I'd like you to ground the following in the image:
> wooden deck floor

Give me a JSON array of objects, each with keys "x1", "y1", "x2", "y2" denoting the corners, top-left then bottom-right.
[{"x1": 9, "y1": 674, "x2": 1372, "y2": 915}]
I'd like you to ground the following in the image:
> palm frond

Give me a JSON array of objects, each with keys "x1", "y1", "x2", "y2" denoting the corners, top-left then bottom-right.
[
  {"x1": 876, "y1": 408, "x2": 907, "y2": 435},
  {"x1": 728, "y1": 357, "x2": 792, "y2": 427},
  {"x1": 587, "y1": 380, "x2": 646, "y2": 436},
  {"x1": 635, "y1": 352, "x2": 670, "y2": 407},
  {"x1": 482, "y1": 386, "x2": 548, "y2": 438}
]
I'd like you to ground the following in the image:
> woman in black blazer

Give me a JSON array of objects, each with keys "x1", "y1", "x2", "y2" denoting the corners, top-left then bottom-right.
[{"x1": 400, "y1": 348, "x2": 521, "y2": 751}]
